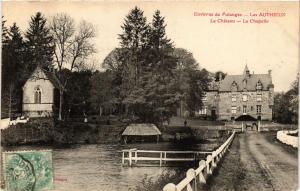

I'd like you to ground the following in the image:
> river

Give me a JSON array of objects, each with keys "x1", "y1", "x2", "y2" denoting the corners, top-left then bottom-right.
[{"x1": 1, "y1": 142, "x2": 218, "y2": 191}]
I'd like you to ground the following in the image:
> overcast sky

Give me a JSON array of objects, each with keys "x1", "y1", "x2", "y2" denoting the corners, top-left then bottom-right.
[{"x1": 3, "y1": 1, "x2": 299, "y2": 92}]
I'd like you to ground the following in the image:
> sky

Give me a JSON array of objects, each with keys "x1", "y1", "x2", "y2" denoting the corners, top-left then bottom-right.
[{"x1": 2, "y1": 1, "x2": 299, "y2": 92}]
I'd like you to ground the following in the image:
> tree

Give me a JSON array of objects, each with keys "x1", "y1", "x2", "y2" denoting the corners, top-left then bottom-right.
[
  {"x1": 273, "y1": 75, "x2": 299, "y2": 124},
  {"x1": 172, "y1": 48, "x2": 210, "y2": 117},
  {"x1": 25, "y1": 12, "x2": 55, "y2": 72},
  {"x1": 2, "y1": 16, "x2": 9, "y2": 45},
  {"x1": 65, "y1": 70, "x2": 92, "y2": 117},
  {"x1": 119, "y1": 6, "x2": 150, "y2": 85},
  {"x1": 50, "y1": 13, "x2": 96, "y2": 120},
  {"x1": 89, "y1": 71, "x2": 114, "y2": 116},
  {"x1": 215, "y1": 71, "x2": 226, "y2": 81},
  {"x1": 1, "y1": 23, "x2": 26, "y2": 118},
  {"x1": 186, "y1": 69, "x2": 210, "y2": 114}
]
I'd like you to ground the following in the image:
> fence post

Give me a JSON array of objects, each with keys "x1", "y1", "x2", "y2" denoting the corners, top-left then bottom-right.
[
  {"x1": 206, "y1": 155, "x2": 212, "y2": 175},
  {"x1": 122, "y1": 151, "x2": 125, "y2": 165},
  {"x1": 129, "y1": 150, "x2": 132, "y2": 166},
  {"x1": 135, "y1": 151, "x2": 137, "y2": 163},
  {"x1": 163, "y1": 183, "x2": 177, "y2": 191},
  {"x1": 198, "y1": 160, "x2": 206, "y2": 184},
  {"x1": 186, "y1": 168, "x2": 196, "y2": 191},
  {"x1": 160, "y1": 152, "x2": 162, "y2": 167},
  {"x1": 211, "y1": 151, "x2": 217, "y2": 168}
]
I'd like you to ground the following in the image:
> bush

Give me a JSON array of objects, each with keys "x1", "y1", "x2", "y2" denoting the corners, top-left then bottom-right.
[{"x1": 135, "y1": 169, "x2": 186, "y2": 191}]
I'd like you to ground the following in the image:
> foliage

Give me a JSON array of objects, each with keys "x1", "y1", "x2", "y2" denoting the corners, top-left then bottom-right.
[
  {"x1": 98, "y1": 8, "x2": 210, "y2": 123},
  {"x1": 50, "y1": 13, "x2": 96, "y2": 120},
  {"x1": 89, "y1": 70, "x2": 114, "y2": 116},
  {"x1": 1, "y1": 22, "x2": 26, "y2": 117},
  {"x1": 64, "y1": 70, "x2": 93, "y2": 116},
  {"x1": 215, "y1": 71, "x2": 227, "y2": 82},
  {"x1": 135, "y1": 169, "x2": 186, "y2": 191},
  {"x1": 186, "y1": 69, "x2": 210, "y2": 113},
  {"x1": 273, "y1": 75, "x2": 299, "y2": 124},
  {"x1": 25, "y1": 12, "x2": 55, "y2": 72}
]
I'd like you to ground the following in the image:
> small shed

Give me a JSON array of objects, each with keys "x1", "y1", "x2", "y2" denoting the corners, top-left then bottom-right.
[
  {"x1": 235, "y1": 115, "x2": 258, "y2": 131},
  {"x1": 122, "y1": 123, "x2": 161, "y2": 143}
]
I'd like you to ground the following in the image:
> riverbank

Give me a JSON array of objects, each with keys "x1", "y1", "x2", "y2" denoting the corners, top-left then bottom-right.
[{"x1": 1, "y1": 118, "x2": 231, "y2": 146}]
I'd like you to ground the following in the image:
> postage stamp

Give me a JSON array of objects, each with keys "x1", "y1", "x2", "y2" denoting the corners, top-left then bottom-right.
[{"x1": 2, "y1": 150, "x2": 53, "y2": 191}]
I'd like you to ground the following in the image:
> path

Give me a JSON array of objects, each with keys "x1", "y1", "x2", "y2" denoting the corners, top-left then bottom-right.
[{"x1": 208, "y1": 131, "x2": 298, "y2": 191}]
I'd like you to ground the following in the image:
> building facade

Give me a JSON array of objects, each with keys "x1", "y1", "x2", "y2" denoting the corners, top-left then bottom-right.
[
  {"x1": 22, "y1": 66, "x2": 59, "y2": 117},
  {"x1": 199, "y1": 65, "x2": 274, "y2": 121}
]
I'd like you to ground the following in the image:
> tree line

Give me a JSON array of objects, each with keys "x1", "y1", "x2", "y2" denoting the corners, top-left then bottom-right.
[
  {"x1": 90, "y1": 7, "x2": 210, "y2": 125},
  {"x1": 3, "y1": 7, "x2": 296, "y2": 125},
  {"x1": 2, "y1": 7, "x2": 210, "y2": 124}
]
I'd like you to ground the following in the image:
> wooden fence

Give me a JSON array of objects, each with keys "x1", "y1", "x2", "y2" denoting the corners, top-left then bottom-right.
[
  {"x1": 277, "y1": 130, "x2": 298, "y2": 148},
  {"x1": 121, "y1": 149, "x2": 212, "y2": 167},
  {"x1": 163, "y1": 131, "x2": 235, "y2": 191}
]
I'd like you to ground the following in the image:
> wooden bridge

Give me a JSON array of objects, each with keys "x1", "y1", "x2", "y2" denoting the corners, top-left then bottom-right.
[{"x1": 121, "y1": 149, "x2": 213, "y2": 167}]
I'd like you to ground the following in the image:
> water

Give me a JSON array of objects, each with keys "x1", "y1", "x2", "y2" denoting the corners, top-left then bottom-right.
[{"x1": 2, "y1": 142, "x2": 217, "y2": 191}]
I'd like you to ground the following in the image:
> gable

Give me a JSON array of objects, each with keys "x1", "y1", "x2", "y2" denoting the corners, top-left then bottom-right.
[{"x1": 24, "y1": 67, "x2": 59, "y2": 88}]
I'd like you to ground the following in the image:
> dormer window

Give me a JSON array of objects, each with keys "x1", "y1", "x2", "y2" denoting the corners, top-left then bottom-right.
[
  {"x1": 231, "y1": 81, "x2": 238, "y2": 92},
  {"x1": 34, "y1": 86, "x2": 42, "y2": 104},
  {"x1": 256, "y1": 80, "x2": 263, "y2": 90}
]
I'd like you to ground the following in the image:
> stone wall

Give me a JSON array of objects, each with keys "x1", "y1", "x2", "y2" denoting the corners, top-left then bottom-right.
[
  {"x1": 218, "y1": 91, "x2": 273, "y2": 120},
  {"x1": 23, "y1": 68, "x2": 55, "y2": 117}
]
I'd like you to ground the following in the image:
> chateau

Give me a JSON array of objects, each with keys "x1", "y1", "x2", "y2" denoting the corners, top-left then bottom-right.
[
  {"x1": 199, "y1": 65, "x2": 274, "y2": 121},
  {"x1": 22, "y1": 66, "x2": 59, "y2": 117}
]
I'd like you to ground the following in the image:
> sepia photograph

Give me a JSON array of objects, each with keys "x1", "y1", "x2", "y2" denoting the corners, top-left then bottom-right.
[{"x1": 0, "y1": 1, "x2": 299, "y2": 191}]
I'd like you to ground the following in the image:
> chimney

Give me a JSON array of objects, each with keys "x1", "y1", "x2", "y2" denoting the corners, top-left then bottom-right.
[
  {"x1": 268, "y1": 70, "x2": 272, "y2": 76},
  {"x1": 219, "y1": 72, "x2": 222, "y2": 81}
]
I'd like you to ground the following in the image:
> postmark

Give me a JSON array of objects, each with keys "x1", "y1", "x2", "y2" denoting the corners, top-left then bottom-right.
[{"x1": 2, "y1": 150, "x2": 54, "y2": 191}]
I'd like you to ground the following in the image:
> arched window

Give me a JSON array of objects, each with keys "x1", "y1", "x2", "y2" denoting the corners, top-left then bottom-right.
[{"x1": 34, "y1": 87, "x2": 42, "y2": 104}]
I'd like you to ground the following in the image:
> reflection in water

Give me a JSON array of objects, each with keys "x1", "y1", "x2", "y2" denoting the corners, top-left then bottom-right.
[{"x1": 2, "y1": 142, "x2": 217, "y2": 191}]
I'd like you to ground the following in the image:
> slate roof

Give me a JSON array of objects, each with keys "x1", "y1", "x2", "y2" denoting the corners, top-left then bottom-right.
[
  {"x1": 208, "y1": 66, "x2": 273, "y2": 92},
  {"x1": 122, "y1": 124, "x2": 161, "y2": 136},
  {"x1": 219, "y1": 73, "x2": 273, "y2": 92}
]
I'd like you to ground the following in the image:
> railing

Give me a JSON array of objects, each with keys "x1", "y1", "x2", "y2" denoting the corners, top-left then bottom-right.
[
  {"x1": 121, "y1": 149, "x2": 213, "y2": 167},
  {"x1": 277, "y1": 130, "x2": 298, "y2": 148},
  {"x1": 1, "y1": 117, "x2": 29, "y2": 129},
  {"x1": 163, "y1": 131, "x2": 236, "y2": 191}
]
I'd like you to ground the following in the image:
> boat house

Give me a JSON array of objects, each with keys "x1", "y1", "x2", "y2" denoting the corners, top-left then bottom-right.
[{"x1": 122, "y1": 124, "x2": 161, "y2": 143}]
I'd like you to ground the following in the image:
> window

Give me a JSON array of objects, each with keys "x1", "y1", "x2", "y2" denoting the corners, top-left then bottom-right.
[
  {"x1": 243, "y1": 105, "x2": 247, "y2": 114},
  {"x1": 242, "y1": 94, "x2": 248, "y2": 102},
  {"x1": 231, "y1": 95, "x2": 237, "y2": 102},
  {"x1": 257, "y1": 94, "x2": 262, "y2": 102},
  {"x1": 34, "y1": 87, "x2": 41, "y2": 104},
  {"x1": 231, "y1": 106, "x2": 237, "y2": 114},
  {"x1": 199, "y1": 106, "x2": 207, "y2": 115},
  {"x1": 256, "y1": 81, "x2": 263, "y2": 90},
  {"x1": 202, "y1": 94, "x2": 207, "y2": 101},
  {"x1": 257, "y1": 105, "x2": 262, "y2": 113}
]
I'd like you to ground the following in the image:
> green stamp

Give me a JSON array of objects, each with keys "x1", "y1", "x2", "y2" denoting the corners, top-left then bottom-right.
[{"x1": 3, "y1": 150, "x2": 53, "y2": 191}]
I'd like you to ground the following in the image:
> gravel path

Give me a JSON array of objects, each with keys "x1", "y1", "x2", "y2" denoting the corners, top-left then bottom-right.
[{"x1": 208, "y1": 131, "x2": 298, "y2": 191}]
